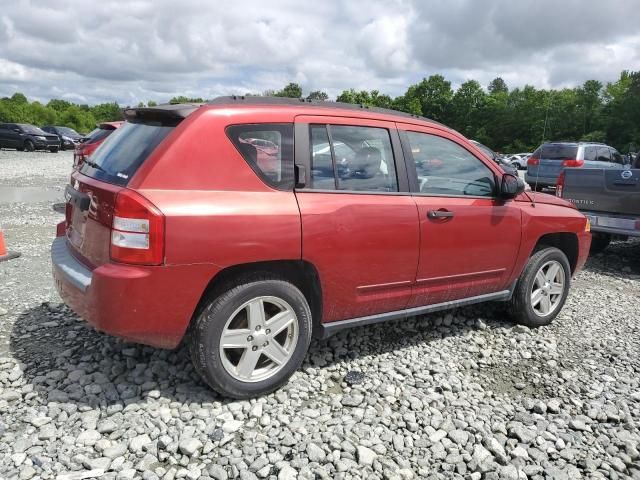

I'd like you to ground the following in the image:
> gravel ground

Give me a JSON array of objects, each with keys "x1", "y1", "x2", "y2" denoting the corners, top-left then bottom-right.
[{"x1": 1, "y1": 150, "x2": 639, "y2": 480}]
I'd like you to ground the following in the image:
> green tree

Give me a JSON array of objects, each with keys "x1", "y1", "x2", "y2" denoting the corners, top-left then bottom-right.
[
  {"x1": 488, "y1": 77, "x2": 508, "y2": 95},
  {"x1": 306, "y1": 90, "x2": 328, "y2": 101},
  {"x1": 404, "y1": 75, "x2": 454, "y2": 122},
  {"x1": 274, "y1": 83, "x2": 302, "y2": 98}
]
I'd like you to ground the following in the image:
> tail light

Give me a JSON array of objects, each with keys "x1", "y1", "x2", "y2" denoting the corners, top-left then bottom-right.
[
  {"x1": 562, "y1": 159, "x2": 584, "y2": 167},
  {"x1": 527, "y1": 156, "x2": 539, "y2": 166},
  {"x1": 110, "y1": 190, "x2": 165, "y2": 265},
  {"x1": 556, "y1": 171, "x2": 565, "y2": 197}
]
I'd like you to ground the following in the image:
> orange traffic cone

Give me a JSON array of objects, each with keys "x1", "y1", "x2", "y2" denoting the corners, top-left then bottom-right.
[{"x1": 0, "y1": 229, "x2": 20, "y2": 262}]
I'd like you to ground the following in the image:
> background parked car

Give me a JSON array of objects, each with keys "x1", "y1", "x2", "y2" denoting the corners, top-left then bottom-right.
[
  {"x1": 73, "y1": 121, "x2": 123, "y2": 169},
  {"x1": 470, "y1": 140, "x2": 518, "y2": 175},
  {"x1": 525, "y1": 142, "x2": 627, "y2": 191},
  {"x1": 0, "y1": 123, "x2": 60, "y2": 152},
  {"x1": 505, "y1": 153, "x2": 531, "y2": 170},
  {"x1": 42, "y1": 125, "x2": 83, "y2": 150}
]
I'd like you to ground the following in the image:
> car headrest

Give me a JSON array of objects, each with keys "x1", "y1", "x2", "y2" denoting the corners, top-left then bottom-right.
[{"x1": 351, "y1": 147, "x2": 382, "y2": 178}]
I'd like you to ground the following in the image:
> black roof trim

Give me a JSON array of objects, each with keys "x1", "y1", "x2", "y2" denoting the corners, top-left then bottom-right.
[{"x1": 207, "y1": 96, "x2": 445, "y2": 127}]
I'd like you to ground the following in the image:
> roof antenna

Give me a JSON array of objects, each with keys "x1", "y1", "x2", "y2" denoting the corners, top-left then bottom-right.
[{"x1": 532, "y1": 100, "x2": 551, "y2": 207}]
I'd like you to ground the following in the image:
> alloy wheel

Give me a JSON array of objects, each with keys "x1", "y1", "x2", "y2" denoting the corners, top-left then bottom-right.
[
  {"x1": 219, "y1": 296, "x2": 298, "y2": 382},
  {"x1": 530, "y1": 260, "x2": 565, "y2": 316}
]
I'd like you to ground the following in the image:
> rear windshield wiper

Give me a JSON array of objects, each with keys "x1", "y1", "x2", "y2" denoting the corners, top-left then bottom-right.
[{"x1": 83, "y1": 159, "x2": 106, "y2": 172}]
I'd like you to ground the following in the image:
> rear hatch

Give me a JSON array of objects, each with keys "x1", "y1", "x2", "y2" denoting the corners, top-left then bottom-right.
[
  {"x1": 528, "y1": 144, "x2": 578, "y2": 180},
  {"x1": 65, "y1": 105, "x2": 197, "y2": 268},
  {"x1": 562, "y1": 168, "x2": 640, "y2": 216}
]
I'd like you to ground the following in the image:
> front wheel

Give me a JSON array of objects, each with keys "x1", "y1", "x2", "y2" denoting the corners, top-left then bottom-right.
[
  {"x1": 49, "y1": 147, "x2": 59, "y2": 153},
  {"x1": 23, "y1": 140, "x2": 35, "y2": 152},
  {"x1": 190, "y1": 278, "x2": 312, "y2": 399},
  {"x1": 508, "y1": 247, "x2": 571, "y2": 327}
]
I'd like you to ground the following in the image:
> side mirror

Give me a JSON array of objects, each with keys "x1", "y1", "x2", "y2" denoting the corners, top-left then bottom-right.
[{"x1": 499, "y1": 173, "x2": 525, "y2": 199}]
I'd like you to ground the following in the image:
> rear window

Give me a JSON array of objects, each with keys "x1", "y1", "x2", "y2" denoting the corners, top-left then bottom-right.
[
  {"x1": 83, "y1": 127, "x2": 114, "y2": 144},
  {"x1": 534, "y1": 144, "x2": 578, "y2": 160},
  {"x1": 226, "y1": 124, "x2": 294, "y2": 190},
  {"x1": 80, "y1": 121, "x2": 174, "y2": 186}
]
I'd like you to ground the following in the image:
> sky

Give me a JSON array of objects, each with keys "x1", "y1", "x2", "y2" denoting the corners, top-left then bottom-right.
[{"x1": 1, "y1": 0, "x2": 639, "y2": 106}]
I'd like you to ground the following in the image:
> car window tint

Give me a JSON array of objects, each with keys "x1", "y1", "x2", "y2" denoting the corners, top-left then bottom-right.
[
  {"x1": 596, "y1": 146, "x2": 611, "y2": 162},
  {"x1": 309, "y1": 125, "x2": 337, "y2": 190},
  {"x1": 227, "y1": 123, "x2": 294, "y2": 190},
  {"x1": 406, "y1": 132, "x2": 495, "y2": 197},
  {"x1": 583, "y1": 146, "x2": 597, "y2": 161},
  {"x1": 540, "y1": 144, "x2": 578, "y2": 160},
  {"x1": 329, "y1": 125, "x2": 398, "y2": 192},
  {"x1": 610, "y1": 148, "x2": 623, "y2": 164}
]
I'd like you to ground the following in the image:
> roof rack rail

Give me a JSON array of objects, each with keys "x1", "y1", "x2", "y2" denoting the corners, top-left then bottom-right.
[{"x1": 207, "y1": 96, "x2": 445, "y2": 127}]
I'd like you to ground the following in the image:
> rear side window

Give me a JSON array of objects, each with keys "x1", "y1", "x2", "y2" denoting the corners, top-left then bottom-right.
[
  {"x1": 610, "y1": 148, "x2": 623, "y2": 164},
  {"x1": 308, "y1": 124, "x2": 398, "y2": 192},
  {"x1": 227, "y1": 124, "x2": 294, "y2": 190},
  {"x1": 80, "y1": 122, "x2": 174, "y2": 186},
  {"x1": 596, "y1": 146, "x2": 611, "y2": 162},
  {"x1": 538, "y1": 144, "x2": 578, "y2": 160},
  {"x1": 583, "y1": 146, "x2": 597, "y2": 161}
]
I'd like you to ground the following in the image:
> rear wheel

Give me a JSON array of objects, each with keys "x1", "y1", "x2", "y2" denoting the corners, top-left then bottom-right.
[
  {"x1": 589, "y1": 233, "x2": 611, "y2": 254},
  {"x1": 23, "y1": 140, "x2": 35, "y2": 152},
  {"x1": 190, "y1": 278, "x2": 312, "y2": 399},
  {"x1": 509, "y1": 247, "x2": 571, "y2": 327}
]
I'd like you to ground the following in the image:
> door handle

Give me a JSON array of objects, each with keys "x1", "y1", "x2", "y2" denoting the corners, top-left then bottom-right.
[{"x1": 427, "y1": 209, "x2": 454, "y2": 219}]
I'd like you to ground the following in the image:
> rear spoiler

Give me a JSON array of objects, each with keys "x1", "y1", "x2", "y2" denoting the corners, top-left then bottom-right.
[{"x1": 123, "y1": 104, "x2": 202, "y2": 124}]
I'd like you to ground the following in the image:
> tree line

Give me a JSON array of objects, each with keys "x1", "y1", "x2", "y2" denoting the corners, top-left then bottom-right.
[{"x1": 2, "y1": 71, "x2": 639, "y2": 153}]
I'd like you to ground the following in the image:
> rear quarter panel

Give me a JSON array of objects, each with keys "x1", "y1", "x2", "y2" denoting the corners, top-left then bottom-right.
[{"x1": 132, "y1": 108, "x2": 302, "y2": 268}]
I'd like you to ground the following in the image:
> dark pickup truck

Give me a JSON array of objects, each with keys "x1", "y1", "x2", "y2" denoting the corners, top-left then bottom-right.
[{"x1": 558, "y1": 167, "x2": 640, "y2": 253}]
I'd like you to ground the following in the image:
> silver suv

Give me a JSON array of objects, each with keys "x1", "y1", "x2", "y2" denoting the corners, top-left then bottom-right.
[{"x1": 525, "y1": 142, "x2": 627, "y2": 191}]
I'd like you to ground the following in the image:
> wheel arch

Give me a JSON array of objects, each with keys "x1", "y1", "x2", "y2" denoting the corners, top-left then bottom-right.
[
  {"x1": 532, "y1": 232, "x2": 579, "y2": 273},
  {"x1": 191, "y1": 259, "x2": 323, "y2": 336}
]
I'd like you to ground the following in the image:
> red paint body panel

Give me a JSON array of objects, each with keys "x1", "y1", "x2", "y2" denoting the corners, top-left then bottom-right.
[
  {"x1": 53, "y1": 233, "x2": 218, "y2": 348},
  {"x1": 52, "y1": 103, "x2": 592, "y2": 350},
  {"x1": 411, "y1": 196, "x2": 522, "y2": 305},
  {"x1": 296, "y1": 191, "x2": 419, "y2": 321}
]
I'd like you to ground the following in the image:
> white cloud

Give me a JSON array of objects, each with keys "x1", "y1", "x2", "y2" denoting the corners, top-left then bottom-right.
[{"x1": 0, "y1": 0, "x2": 638, "y2": 105}]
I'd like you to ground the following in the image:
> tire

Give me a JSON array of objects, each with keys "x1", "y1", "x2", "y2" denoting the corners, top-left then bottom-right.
[
  {"x1": 190, "y1": 278, "x2": 312, "y2": 399},
  {"x1": 590, "y1": 233, "x2": 611, "y2": 254},
  {"x1": 49, "y1": 147, "x2": 59, "y2": 153},
  {"x1": 508, "y1": 246, "x2": 571, "y2": 327},
  {"x1": 23, "y1": 140, "x2": 35, "y2": 152}
]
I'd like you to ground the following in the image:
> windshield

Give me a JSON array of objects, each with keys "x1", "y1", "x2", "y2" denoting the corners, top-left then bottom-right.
[
  {"x1": 20, "y1": 125, "x2": 47, "y2": 135},
  {"x1": 83, "y1": 127, "x2": 114, "y2": 144},
  {"x1": 58, "y1": 127, "x2": 79, "y2": 136},
  {"x1": 80, "y1": 121, "x2": 175, "y2": 186},
  {"x1": 536, "y1": 144, "x2": 578, "y2": 160}
]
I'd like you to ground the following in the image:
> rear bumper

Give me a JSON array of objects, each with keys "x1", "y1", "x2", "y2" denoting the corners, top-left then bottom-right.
[
  {"x1": 525, "y1": 174, "x2": 557, "y2": 187},
  {"x1": 582, "y1": 211, "x2": 640, "y2": 238},
  {"x1": 51, "y1": 236, "x2": 218, "y2": 349}
]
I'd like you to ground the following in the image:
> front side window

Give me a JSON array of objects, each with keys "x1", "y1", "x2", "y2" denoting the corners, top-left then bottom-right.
[
  {"x1": 610, "y1": 148, "x2": 623, "y2": 164},
  {"x1": 308, "y1": 124, "x2": 398, "y2": 192},
  {"x1": 405, "y1": 132, "x2": 495, "y2": 197},
  {"x1": 227, "y1": 124, "x2": 294, "y2": 190}
]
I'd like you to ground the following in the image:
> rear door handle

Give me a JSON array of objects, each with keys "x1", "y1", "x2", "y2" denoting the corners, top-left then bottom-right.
[{"x1": 427, "y1": 209, "x2": 454, "y2": 219}]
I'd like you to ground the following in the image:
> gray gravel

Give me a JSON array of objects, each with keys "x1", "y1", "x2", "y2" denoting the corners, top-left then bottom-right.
[{"x1": 1, "y1": 150, "x2": 639, "y2": 480}]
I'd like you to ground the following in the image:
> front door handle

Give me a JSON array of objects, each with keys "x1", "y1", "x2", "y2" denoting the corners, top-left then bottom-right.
[{"x1": 427, "y1": 209, "x2": 454, "y2": 219}]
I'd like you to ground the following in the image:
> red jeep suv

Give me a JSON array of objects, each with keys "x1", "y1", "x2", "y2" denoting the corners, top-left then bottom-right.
[{"x1": 52, "y1": 97, "x2": 591, "y2": 398}]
